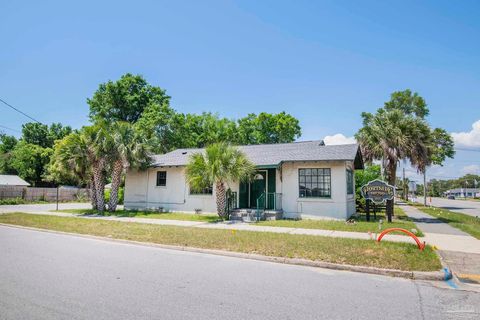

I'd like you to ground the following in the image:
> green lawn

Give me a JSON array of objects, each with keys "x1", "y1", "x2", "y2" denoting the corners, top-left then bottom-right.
[
  {"x1": 416, "y1": 206, "x2": 480, "y2": 239},
  {"x1": 0, "y1": 213, "x2": 440, "y2": 271},
  {"x1": 257, "y1": 206, "x2": 423, "y2": 236},
  {"x1": 56, "y1": 209, "x2": 220, "y2": 223}
]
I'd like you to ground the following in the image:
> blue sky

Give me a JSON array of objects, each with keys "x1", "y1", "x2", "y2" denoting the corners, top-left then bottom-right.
[{"x1": 1, "y1": 0, "x2": 479, "y2": 182}]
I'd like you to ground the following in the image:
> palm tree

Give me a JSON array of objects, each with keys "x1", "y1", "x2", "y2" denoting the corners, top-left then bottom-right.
[
  {"x1": 107, "y1": 122, "x2": 151, "y2": 212},
  {"x1": 185, "y1": 143, "x2": 255, "y2": 219},
  {"x1": 81, "y1": 124, "x2": 110, "y2": 212},
  {"x1": 356, "y1": 108, "x2": 431, "y2": 222},
  {"x1": 51, "y1": 131, "x2": 98, "y2": 209}
]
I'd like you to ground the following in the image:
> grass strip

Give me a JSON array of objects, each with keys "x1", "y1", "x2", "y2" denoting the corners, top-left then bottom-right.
[
  {"x1": 257, "y1": 206, "x2": 423, "y2": 236},
  {"x1": 416, "y1": 206, "x2": 480, "y2": 239},
  {"x1": 0, "y1": 213, "x2": 440, "y2": 272},
  {"x1": 57, "y1": 209, "x2": 220, "y2": 223}
]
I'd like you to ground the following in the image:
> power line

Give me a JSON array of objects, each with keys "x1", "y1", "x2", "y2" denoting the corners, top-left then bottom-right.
[
  {"x1": 0, "y1": 97, "x2": 41, "y2": 124},
  {"x1": 0, "y1": 124, "x2": 21, "y2": 133}
]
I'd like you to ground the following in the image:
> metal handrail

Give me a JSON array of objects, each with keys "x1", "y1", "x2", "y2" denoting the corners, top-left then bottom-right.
[
  {"x1": 225, "y1": 191, "x2": 237, "y2": 216},
  {"x1": 256, "y1": 192, "x2": 266, "y2": 221},
  {"x1": 266, "y1": 192, "x2": 282, "y2": 210}
]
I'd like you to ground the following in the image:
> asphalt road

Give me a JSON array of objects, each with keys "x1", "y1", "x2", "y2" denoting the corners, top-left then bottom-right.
[
  {"x1": 1, "y1": 225, "x2": 479, "y2": 319},
  {"x1": 414, "y1": 197, "x2": 480, "y2": 217}
]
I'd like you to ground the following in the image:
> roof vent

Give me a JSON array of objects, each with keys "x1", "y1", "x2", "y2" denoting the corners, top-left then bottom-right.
[{"x1": 319, "y1": 140, "x2": 325, "y2": 146}]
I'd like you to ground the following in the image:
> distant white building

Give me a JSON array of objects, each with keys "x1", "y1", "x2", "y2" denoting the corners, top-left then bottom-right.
[
  {"x1": 444, "y1": 188, "x2": 479, "y2": 198},
  {"x1": 0, "y1": 174, "x2": 30, "y2": 187}
]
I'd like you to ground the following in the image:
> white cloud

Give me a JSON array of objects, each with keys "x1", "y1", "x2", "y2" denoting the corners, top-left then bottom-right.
[
  {"x1": 451, "y1": 120, "x2": 480, "y2": 148},
  {"x1": 323, "y1": 134, "x2": 356, "y2": 145},
  {"x1": 462, "y1": 164, "x2": 480, "y2": 175}
]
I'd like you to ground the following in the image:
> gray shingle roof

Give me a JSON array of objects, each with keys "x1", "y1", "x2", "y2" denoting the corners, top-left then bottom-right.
[
  {"x1": 151, "y1": 140, "x2": 364, "y2": 169},
  {"x1": 0, "y1": 174, "x2": 30, "y2": 186}
]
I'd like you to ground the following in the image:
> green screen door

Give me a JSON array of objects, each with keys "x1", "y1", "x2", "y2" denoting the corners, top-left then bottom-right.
[{"x1": 250, "y1": 171, "x2": 266, "y2": 208}]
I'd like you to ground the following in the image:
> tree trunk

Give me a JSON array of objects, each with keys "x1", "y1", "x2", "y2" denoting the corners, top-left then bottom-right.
[
  {"x1": 92, "y1": 159, "x2": 106, "y2": 212},
  {"x1": 108, "y1": 160, "x2": 123, "y2": 212},
  {"x1": 215, "y1": 181, "x2": 227, "y2": 219},
  {"x1": 90, "y1": 176, "x2": 97, "y2": 210},
  {"x1": 386, "y1": 161, "x2": 397, "y2": 223}
]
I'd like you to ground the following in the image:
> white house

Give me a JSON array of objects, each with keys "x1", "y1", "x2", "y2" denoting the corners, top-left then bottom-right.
[{"x1": 124, "y1": 140, "x2": 364, "y2": 220}]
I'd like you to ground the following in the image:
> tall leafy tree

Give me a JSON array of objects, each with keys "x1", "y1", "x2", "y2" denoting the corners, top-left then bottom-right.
[
  {"x1": 10, "y1": 142, "x2": 52, "y2": 186},
  {"x1": 21, "y1": 123, "x2": 50, "y2": 148},
  {"x1": 88, "y1": 73, "x2": 170, "y2": 124},
  {"x1": 429, "y1": 128, "x2": 455, "y2": 166},
  {"x1": 134, "y1": 101, "x2": 176, "y2": 153},
  {"x1": 21, "y1": 122, "x2": 72, "y2": 148},
  {"x1": 0, "y1": 133, "x2": 18, "y2": 174},
  {"x1": 48, "y1": 123, "x2": 73, "y2": 143},
  {"x1": 236, "y1": 112, "x2": 301, "y2": 145},
  {"x1": 0, "y1": 133, "x2": 18, "y2": 153},
  {"x1": 180, "y1": 112, "x2": 236, "y2": 148},
  {"x1": 186, "y1": 143, "x2": 255, "y2": 218},
  {"x1": 384, "y1": 89, "x2": 429, "y2": 118}
]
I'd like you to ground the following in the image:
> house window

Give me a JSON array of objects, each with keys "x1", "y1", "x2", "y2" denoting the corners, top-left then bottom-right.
[
  {"x1": 190, "y1": 186, "x2": 213, "y2": 195},
  {"x1": 299, "y1": 168, "x2": 331, "y2": 198},
  {"x1": 156, "y1": 171, "x2": 167, "y2": 186},
  {"x1": 346, "y1": 169, "x2": 354, "y2": 195}
]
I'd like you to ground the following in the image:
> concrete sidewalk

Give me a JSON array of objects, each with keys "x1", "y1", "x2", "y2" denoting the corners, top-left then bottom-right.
[
  {"x1": 401, "y1": 204, "x2": 469, "y2": 235},
  {"x1": 400, "y1": 203, "x2": 480, "y2": 285},
  {"x1": 400, "y1": 204, "x2": 480, "y2": 254},
  {"x1": 1, "y1": 209, "x2": 416, "y2": 244}
]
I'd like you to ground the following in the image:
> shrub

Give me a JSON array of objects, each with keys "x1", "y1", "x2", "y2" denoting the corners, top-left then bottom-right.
[
  {"x1": 0, "y1": 198, "x2": 27, "y2": 205},
  {"x1": 118, "y1": 187, "x2": 124, "y2": 205},
  {"x1": 104, "y1": 187, "x2": 124, "y2": 205}
]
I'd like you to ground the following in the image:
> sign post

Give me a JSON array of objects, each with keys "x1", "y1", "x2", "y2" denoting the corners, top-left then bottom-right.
[{"x1": 361, "y1": 180, "x2": 395, "y2": 222}]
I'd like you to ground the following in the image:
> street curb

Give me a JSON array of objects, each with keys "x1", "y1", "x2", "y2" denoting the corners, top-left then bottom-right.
[{"x1": 0, "y1": 222, "x2": 450, "y2": 281}]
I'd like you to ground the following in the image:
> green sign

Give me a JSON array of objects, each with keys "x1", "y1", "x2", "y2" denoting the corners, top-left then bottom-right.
[{"x1": 361, "y1": 179, "x2": 395, "y2": 204}]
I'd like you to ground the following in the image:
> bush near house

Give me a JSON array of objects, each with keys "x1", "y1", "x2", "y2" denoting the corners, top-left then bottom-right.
[
  {"x1": 0, "y1": 198, "x2": 28, "y2": 205},
  {"x1": 104, "y1": 187, "x2": 124, "y2": 205}
]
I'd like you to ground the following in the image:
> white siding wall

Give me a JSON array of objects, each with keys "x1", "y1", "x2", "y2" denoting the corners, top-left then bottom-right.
[
  {"x1": 124, "y1": 167, "x2": 239, "y2": 214},
  {"x1": 280, "y1": 161, "x2": 352, "y2": 220},
  {"x1": 125, "y1": 161, "x2": 356, "y2": 219}
]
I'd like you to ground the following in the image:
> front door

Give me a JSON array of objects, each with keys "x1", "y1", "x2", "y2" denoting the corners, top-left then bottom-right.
[{"x1": 250, "y1": 171, "x2": 266, "y2": 208}]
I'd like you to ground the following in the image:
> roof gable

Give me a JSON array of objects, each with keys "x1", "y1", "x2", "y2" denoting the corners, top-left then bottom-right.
[{"x1": 0, "y1": 175, "x2": 30, "y2": 186}]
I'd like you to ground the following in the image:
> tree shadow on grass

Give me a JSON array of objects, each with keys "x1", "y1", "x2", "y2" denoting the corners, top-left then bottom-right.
[
  {"x1": 78, "y1": 210, "x2": 221, "y2": 223},
  {"x1": 408, "y1": 216, "x2": 450, "y2": 224},
  {"x1": 441, "y1": 206, "x2": 476, "y2": 210}
]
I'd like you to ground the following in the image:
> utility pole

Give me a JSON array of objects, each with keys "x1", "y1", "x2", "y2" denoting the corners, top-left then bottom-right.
[
  {"x1": 402, "y1": 167, "x2": 406, "y2": 200},
  {"x1": 423, "y1": 169, "x2": 427, "y2": 206},
  {"x1": 56, "y1": 185, "x2": 59, "y2": 211}
]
